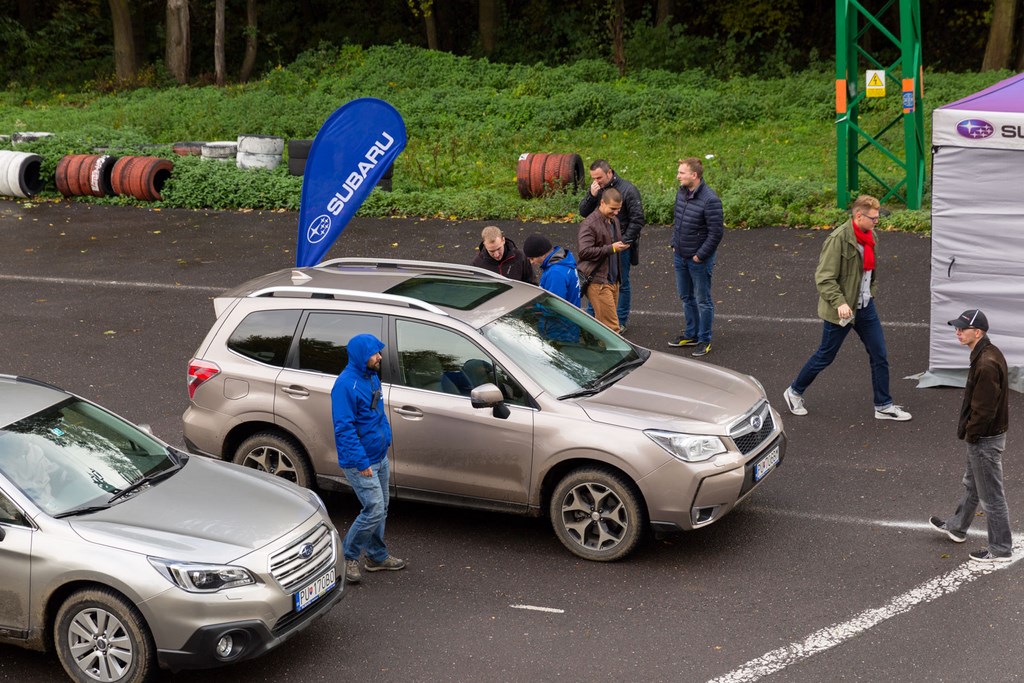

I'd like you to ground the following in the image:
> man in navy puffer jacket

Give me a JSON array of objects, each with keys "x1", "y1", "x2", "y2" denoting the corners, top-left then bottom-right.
[
  {"x1": 668, "y1": 157, "x2": 724, "y2": 357},
  {"x1": 332, "y1": 333, "x2": 405, "y2": 584}
]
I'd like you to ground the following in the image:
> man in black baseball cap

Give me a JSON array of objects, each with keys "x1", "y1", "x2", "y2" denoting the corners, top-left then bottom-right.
[{"x1": 930, "y1": 308, "x2": 1012, "y2": 564}]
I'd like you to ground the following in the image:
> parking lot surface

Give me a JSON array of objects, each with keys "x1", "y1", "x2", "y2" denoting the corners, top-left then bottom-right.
[{"x1": 1, "y1": 201, "x2": 1022, "y2": 682}]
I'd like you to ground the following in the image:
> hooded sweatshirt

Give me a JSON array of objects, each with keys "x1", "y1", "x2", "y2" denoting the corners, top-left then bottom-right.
[
  {"x1": 331, "y1": 334, "x2": 392, "y2": 470},
  {"x1": 539, "y1": 246, "x2": 582, "y2": 307}
]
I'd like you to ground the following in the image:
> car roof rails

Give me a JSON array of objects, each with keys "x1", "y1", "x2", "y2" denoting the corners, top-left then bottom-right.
[
  {"x1": 316, "y1": 257, "x2": 507, "y2": 281},
  {"x1": 246, "y1": 286, "x2": 448, "y2": 315}
]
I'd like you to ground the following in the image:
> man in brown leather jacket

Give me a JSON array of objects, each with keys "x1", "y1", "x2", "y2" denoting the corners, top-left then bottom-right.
[{"x1": 929, "y1": 309, "x2": 1012, "y2": 564}]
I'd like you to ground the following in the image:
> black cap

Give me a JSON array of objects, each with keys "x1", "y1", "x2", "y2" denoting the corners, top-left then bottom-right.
[
  {"x1": 948, "y1": 309, "x2": 989, "y2": 331},
  {"x1": 522, "y1": 233, "x2": 552, "y2": 258}
]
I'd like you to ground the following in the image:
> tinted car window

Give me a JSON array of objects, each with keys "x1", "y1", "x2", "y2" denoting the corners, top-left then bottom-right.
[
  {"x1": 0, "y1": 489, "x2": 28, "y2": 526},
  {"x1": 227, "y1": 310, "x2": 301, "y2": 367},
  {"x1": 395, "y1": 320, "x2": 529, "y2": 406},
  {"x1": 298, "y1": 313, "x2": 384, "y2": 375},
  {"x1": 386, "y1": 276, "x2": 511, "y2": 310}
]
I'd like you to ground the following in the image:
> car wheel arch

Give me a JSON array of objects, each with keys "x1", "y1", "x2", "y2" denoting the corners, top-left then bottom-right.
[
  {"x1": 232, "y1": 430, "x2": 316, "y2": 490},
  {"x1": 539, "y1": 457, "x2": 647, "y2": 516},
  {"x1": 42, "y1": 580, "x2": 147, "y2": 653}
]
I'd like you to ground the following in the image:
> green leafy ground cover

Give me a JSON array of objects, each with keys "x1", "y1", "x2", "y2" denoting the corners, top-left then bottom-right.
[{"x1": 0, "y1": 44, "x2": 1008, "y2": 230}]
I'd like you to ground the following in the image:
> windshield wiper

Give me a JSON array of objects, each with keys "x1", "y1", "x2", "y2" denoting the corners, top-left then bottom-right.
[
  {"x1": 559, "y1": 356, "x2": 646, "y2": 400},
  {"x1": 107, "y1": 462, "x2": 183, "y2": 505},
  {"x1": 53, "y1": 504, "x2": 111, "y2": 519}
]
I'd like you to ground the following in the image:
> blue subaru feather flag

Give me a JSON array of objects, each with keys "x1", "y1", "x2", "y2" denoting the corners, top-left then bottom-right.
[{"x1": 296, "y1": 98, "x2": 407, "y2": 267}]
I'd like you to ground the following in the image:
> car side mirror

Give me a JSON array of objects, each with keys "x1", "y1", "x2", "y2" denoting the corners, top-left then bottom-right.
[
  {"x1": 470, "y1": 383, "x2": 511, "y2": 420},
  {"x1": 0, "y1": 527, "x2": 5, "y2": 542}
]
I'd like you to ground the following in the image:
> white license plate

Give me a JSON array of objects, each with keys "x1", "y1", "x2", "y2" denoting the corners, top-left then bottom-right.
[
  {"x1": 754, "y1": 445, "x2": 780, "y2": 481},
  {"x1": 294, "y1": 567, "x2": 336, "y2": 612}
]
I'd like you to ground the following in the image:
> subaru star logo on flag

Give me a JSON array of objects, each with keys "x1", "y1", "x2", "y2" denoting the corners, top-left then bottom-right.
[{"x1": 296, "y1": 98, "x2": 407, "y2": 267}]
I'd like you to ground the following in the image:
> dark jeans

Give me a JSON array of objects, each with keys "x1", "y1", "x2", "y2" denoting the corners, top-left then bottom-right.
[
  {"x1": 790, "y1": 299, "x2": 893, "y2": 409},
  {"x1": 673, "y1": 251, "x2": 716, "y2": 344},
  {"x1": 946, "y1": 433, "x2": 1012, "y2": 557},
  {"x1": 617, "y1": 250, "x2": 633, "y2": 326}
]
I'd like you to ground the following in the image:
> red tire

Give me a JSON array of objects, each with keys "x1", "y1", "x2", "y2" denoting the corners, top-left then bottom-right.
[{"x1": 55, "y1": 155, "x2": 74, "y2": 197}]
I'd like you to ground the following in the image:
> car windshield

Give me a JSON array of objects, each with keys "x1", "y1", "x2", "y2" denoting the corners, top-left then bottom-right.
[
  {"x1": 0, "y1": 398, "x2": 175, "y2": 516},
  {"x1": 480, "y1": 293, "x2": 646, "y2": 398}
]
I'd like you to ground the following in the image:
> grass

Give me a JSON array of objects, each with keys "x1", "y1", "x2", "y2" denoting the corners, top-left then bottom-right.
[{"x1": 0, "y1": 44, "x2": 1011, "y2": 231}]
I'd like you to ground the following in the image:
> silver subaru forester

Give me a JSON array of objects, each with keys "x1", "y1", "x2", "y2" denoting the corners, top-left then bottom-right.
[
  {"x1": 184, "y1": 258, "x2": 786, "y2": 562},
  {"x1": 0, "y1": 375, "x2": 343, "y2": 683}
]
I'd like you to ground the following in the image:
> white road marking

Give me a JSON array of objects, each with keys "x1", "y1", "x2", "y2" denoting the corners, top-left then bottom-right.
[
  {"x1": 509, "y1": 604, "x2": 565, "y2": 614},
  {"x1": 0, "y1": 273, "x2": 222, "y2": 293},
  {"x1": 631, "y1": 309, "x2": 928, "y2": 329},
  {"x1": 709, "y1": 507, "x2": 1022, "y2": 683}
]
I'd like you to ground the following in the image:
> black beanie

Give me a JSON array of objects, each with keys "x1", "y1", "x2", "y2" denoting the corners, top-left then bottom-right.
[{"x1": 522, "y1": 233, "x2": 552, "y2": 258}]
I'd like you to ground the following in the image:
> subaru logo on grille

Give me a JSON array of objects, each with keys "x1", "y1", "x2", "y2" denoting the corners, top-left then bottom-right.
[
  {"x1": 750, "y1": 415, "x2": 763, "y2": 431},
  {"x1": 956, "y1": 119, "x2": 994, "y2": 139},
  {"x1": 298, "y1": 543, "x2": 315, "y2": 559}
]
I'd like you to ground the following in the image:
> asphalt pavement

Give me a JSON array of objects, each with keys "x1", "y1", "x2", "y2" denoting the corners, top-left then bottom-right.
[{"x1": 1, "y1": 200, "x2": 1022, "y2": 683}]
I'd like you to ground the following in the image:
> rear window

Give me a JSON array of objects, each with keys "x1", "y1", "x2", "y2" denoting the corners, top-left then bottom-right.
[{"x1": 227, "y1": 310, "x2": 301, "y2": 367}]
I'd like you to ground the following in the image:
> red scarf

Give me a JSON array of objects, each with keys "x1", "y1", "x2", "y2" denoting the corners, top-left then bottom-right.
[{"x1": 853, "y1": 223, "x2": 875, "y2": 271}]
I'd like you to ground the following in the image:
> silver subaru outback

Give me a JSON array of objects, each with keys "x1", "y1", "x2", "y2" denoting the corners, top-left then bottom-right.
[
  {"x1": 183, "y1": 258, "x2": 786, "y2": 562},
  {"x1": 0, "y1": 375, "x2": 343, "y2": 683}
]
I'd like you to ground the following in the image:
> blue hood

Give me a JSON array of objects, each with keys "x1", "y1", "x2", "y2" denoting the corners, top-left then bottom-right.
[{"x1": 346, "y1": 333, "x2": 385, "y2": 377}]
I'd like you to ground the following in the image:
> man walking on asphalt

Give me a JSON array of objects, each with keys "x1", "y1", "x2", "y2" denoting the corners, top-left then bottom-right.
[
  {"x1": 577, "y1": 187, "x2": 630, "y2": 333},
  {"x1": 472, "y1": 225, "x2": 537, "y2": 284},
  {"x1": 332, "y1": 333, "x2": 406, "y2": 584},
  {"x1": 668, "y1": 157, "x2": 722, "y2": 357},
  {"x1": 930, "y1": 309, "x2": 1013, "y2": 564},
  {"x1": 579, "y1": 160, "x2": 644, "y2": 333},
  {"x1": 782, "y1": 194, "x2": 912, "y2": 422}
]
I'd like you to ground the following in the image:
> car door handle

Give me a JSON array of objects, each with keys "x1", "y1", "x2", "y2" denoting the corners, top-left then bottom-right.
[
  {"x1": 281, "y1": 386, "x2": 310, "y2": 397},
  {"x1": 394, "y1": 406, "x2": 424, "y2": 418}
]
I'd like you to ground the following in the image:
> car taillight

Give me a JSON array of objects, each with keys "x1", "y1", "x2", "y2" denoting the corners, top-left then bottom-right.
[{"x1": 187, "y1": 360, "x2": 220, "y2": 400}]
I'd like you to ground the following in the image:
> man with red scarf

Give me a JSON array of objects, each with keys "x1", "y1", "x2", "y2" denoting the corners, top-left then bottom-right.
[{"x1": 782, "y1": 195, "x2": 912, "y2": 421}]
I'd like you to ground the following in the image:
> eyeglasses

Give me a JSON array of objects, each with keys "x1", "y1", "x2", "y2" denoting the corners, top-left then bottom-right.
[{"x1": 861, "y1": 213, "x2": 880, "y2": 223}]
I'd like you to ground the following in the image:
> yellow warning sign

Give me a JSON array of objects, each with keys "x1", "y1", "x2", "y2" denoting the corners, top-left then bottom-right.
[{"x1": 866, "y1": 70, "x2": 886, "y2": 98}]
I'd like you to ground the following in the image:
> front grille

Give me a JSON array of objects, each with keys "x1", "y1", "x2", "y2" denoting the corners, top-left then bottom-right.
[
  {"x1": 269, "y1": 522, "x2": 336, "y2": 592},
  {"x1": 730, "y1": 401, "x2": 775, "y2": 455}
]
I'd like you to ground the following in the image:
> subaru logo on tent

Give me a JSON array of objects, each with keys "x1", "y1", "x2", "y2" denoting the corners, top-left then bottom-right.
[{"x1": 955, "y1": 119, "x2": 994, "y2": 139}]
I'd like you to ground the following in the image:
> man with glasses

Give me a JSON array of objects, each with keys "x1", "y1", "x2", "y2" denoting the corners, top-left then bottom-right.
[
  {"x1": 929, "y1": 309, "x2": 1012, "y2": 564},
  {"x1": 782, "y1": 194, "x2": 912, "y2": 421}
]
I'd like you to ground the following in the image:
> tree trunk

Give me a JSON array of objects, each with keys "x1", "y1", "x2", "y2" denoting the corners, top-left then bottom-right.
[
  {"x1": 239, "y1": 0, "x2": 258, "y2": 83},
  {"x1": 214, "y1": 0, "x2": 226, "y2": 85},
  {"x1": 165, "y1": 0, "x2": 190, "y2": 84},
  {"x1": 656, "y1": 0, "x2": 674, "y2": 25},
  {"x1": 108, "y1": 0, "x2": 137, "y2": 83},
  {"x1": 479, "y1": 0, "x2": 499, "y2": 56},
  {"x1": 17, "y1": 0, "x2": 36, "y2": 30},
  {"x1": 608, "y1": 0, "x2": 626, "y2": 76},
  {"x1": 981, "y1": 0, "x2": 1017, "y2": 71},
  {"x1": 424, "y1": 7, "x2": 439, "y2": 50}
]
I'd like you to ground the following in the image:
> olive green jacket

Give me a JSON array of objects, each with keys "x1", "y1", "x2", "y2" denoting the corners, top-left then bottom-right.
[{"x1": 814, "y1": 219, "x2": 878, "y2": 324}]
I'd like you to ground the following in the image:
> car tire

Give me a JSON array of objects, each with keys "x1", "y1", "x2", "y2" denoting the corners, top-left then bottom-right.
[
  {"x1": 234, "y1": 432, "x2": 314, "y2": 489},
  {"x1": 54, "y1": 587, "x2": 156, "y2": 683},
  {"x1": 549, "y1": 467, "x2": 646, "y2": 561}
]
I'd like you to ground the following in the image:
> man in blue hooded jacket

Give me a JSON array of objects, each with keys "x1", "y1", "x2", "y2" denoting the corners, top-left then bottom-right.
[{"x1": 331, "y1": 333, "x2": 405, "y2": 584}]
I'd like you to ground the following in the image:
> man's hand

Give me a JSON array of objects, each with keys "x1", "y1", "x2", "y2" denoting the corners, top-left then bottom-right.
[
  {"x1": 590, "y1": 179, "x2": 601, "y2": 197},
  {"x1": 837, "y1": 303, "x2": 853, "y2": 320},
  {"x1": 613, "y1": 241, "x2": 630, "y2": 252},
  {"x1": 692, "y1": 255, "x2": 702, "y2": 263},
  {"x1": 359, "y1": 467, "x2": 373, "y2": 477}
]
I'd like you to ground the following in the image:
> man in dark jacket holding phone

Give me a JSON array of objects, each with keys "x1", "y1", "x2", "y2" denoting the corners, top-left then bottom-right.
[{"x1": 929, "y1": 309, "x2": 1013, "y2": 564}]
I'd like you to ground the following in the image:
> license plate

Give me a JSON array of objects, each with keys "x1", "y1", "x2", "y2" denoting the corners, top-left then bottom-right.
[
  {"x1": 754, "y1": 445, "x2": 780, "y2": 481},
  {"x1": 294, "y1": 568, "x2": 336, "y2": 612}
]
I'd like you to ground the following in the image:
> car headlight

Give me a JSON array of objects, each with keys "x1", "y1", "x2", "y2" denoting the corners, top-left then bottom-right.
[
  {"x1": 645, "y1": 430, "x2": 727, "y2": 463},
  {"x1": 149, "y1": 558, "x2": 256, "y2": 592}
]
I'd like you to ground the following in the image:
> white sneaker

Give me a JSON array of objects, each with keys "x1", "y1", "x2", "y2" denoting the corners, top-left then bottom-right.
[
  {"x1": 875, "y1": 405, "x2": 912, "y2": 421},
  {"x1": 783, "y1": 387, "x2": 807, "y2": 416}
]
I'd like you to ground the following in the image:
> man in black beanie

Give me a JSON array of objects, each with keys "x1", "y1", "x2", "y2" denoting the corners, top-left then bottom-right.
[{"x1": 523, "y1": 233, "x2": 581, "y2": 307}]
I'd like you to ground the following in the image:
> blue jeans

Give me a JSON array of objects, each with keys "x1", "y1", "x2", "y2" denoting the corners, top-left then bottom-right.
[
  {"x1": 946, "y1": 433, "x2": 1012, "y2": 557},
  {"x1": 790, "y1": 299, "x2": 893, "y2": 409},
  {"x1": 342, "y1": 456, "x2": 391, "y2": 563},
  {"x1": 617, "y1": 250, "x2": 633, "y2": 326},
  {"x1": 673, "y1": 251, "x2": 716, "y2": 343}
]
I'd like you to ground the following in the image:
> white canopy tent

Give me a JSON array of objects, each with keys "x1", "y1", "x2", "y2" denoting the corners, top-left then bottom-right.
[{"x1": 919, "y1": 72, "x2": 1024, "y2": 391}]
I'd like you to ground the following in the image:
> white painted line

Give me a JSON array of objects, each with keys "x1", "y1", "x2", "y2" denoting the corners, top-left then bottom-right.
[
  {"x1": 509, "y1": 604, "x2": 565, "y2": 614},
  {"x1": 631, "y1": 309, "x2": 928, "y2": 329},
  {"x1": 743, "y1": 505, "x2": 1001, "y2": 539},
  {"x1": 708, "y1": 506, "x2": 1022, "y2": 682},
  {"x1": 0, "y1": 273, "x2": 222, "y2": 293}
]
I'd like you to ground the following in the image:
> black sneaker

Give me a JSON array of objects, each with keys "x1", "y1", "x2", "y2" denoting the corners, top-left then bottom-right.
[
  {"x1": 968, "y1": 549, "x2": 1012, "y2": 564},
  {"x1": 928, "y1": 516, "x2": 966, "y2": 543},
  {"x1": 691, "y1": 343, "x2": 712, "y2": 357},
  {"x1": 667, "y1": 336, "x2": 699, "y2": 347}
]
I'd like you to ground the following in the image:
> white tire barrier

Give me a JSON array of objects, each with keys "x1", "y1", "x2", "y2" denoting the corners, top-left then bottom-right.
[
  {"x1": 201, "y1": 141, "x2": 237, "y2": 161},
  {"x1": 11, "y1": 131, "x2": 54, "y2": 146},
  {"x1": 237, "y1": 152, "x2": 281, "y2": 171},
  {"x1": 0, "y1": 150, "x2": 45, "y2": 198},
  {"x1": 237, "y1": 134, "x2": 284, "y2": 155}
]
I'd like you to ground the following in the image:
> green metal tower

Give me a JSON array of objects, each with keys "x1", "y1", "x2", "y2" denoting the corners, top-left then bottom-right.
[{"x1": 836, "y1": 0, "x2": 924, "y2": 209}]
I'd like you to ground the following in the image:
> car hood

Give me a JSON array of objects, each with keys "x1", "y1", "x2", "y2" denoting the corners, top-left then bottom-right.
[
  {"x1": 70, "y1": 456, "x2": 317, "y2": 564},
  {"x1": 579, "y1": 351, "x2": 763, "y2": 433}
]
